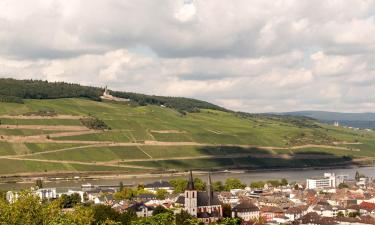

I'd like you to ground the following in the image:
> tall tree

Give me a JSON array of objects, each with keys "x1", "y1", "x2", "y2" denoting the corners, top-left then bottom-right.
[{"x1": 355, "y1": 171, "x2": 360, "y2": 182}]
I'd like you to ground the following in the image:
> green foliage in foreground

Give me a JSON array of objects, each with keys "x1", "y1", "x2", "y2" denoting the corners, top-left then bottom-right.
[{"x1": 0, "y1": 191, "x2": 241, "y2": 225}]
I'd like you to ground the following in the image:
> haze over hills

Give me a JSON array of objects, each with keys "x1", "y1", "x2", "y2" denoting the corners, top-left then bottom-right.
[
  {"x1": 283, "y1": 111, "x2": 375, "y2": 129},
  {"x1": 0, "y1": 79, "x2": 375, "y2": 176}
]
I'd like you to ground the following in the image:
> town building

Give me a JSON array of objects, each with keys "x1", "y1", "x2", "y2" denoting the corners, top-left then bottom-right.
[
  {"x1": 306, "y1": 173, "x2": 336, "y2": 189},
  {"x1": 35, "y1": 188, "x2": 57, "y2": 200},
  {"x1": 144, "y1": 180, "x2": 174, "y2": 194},
  {"x1": 231, "y1": 201, "x2": 260, "y2": 221}
]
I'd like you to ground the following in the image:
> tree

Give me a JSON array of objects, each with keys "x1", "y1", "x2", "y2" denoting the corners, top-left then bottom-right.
[
  {"x1": 193, "y1": 178, "x2": 206, "y2": 191},
  {"x1": 355, "y1": 171, "x2": 360, "y2": 182},
  {"x1": 280, "y1": 178, "x2": 288, "y2": 186},
  {"x1": 119, "y1": 182, "x2": 124, "y2": 192},
  {"x1": 250, "y1": 181, "x2": 265, "y2": 189},
  {"x1": 119, "y1": 209, "x2": 137, "y2": 225},
  {"x1": 64, "y1": 205, "x2": 95, "y2": 225},
  {"x1": 266, "y1": 180, "x2": 281, "y2": 187},
  {"x1": 92, "y1": 205, "x2": 120, "y2": 224},
  {"x1": 222, "y1": 204, "x2": 232, "y2": 218},
  {"x1": 348, "y1": 211, "x2": 360, "y2": 218},
  {"x1": 338, "y1": 183, "x2": 349, "y2": 189},
  {"x1": 156, "y1": 189, "x2": 168, "y2": 200},
  {"x1": 213, "y1": 181, "x2": 225, "y2": 192},
  {"x1": 60, "y1": 193, "x2": 81, "y2": 208},
  {"x1": 132, "y1": 212, "x2": 175, "y2": 225},
  {"x1": 224, "y1": 178, "x2": 245, "y2": 191},
  {"x1": 175, "y1": 210, "x2": 193, "y2": 225},
  {"x1": 36, "y1": 179, "x2": 43, "y2": 189},
  {"x1": 152, "y1": 205, "x2": 171, "y2": 216},
  {"x1": 217, "y1": 217, "x2": 242, "y2": 225},
  {"x1": 114, "y1": 188, "x2": 136, "y2": 200},
  {"x1": 170, "y1": 179, "x2": 188, "y2": 193}
]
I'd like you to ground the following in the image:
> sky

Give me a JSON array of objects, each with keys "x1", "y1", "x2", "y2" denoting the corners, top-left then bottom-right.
[{"x1": 0, "y1": 0, "x2": 375, "y2": 113}]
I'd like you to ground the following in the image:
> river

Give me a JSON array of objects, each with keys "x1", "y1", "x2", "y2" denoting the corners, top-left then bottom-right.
[{"x1": 1, "y1": 166, "x2": 375, "y2": 191}]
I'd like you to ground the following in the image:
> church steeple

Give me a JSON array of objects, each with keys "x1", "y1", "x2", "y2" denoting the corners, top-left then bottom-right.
[
  {"x1": 207, "y1": 171, "x2": 213, "y2": 205},
  {"x1": 187, "y1": 170, "x2": 195, "y2": 190}
]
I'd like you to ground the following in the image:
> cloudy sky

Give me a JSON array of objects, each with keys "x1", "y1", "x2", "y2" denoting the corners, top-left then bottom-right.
[{"x1": 0, "y1": 0, "x2": 375, "y2": 112}]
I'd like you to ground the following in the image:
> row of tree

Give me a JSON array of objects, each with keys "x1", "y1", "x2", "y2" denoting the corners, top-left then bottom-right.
[
  {"x1": 0, "y1": 191, "x2": 242, "y2": 225},
  {"x1": 0, "y1": 78, "x2": 226, "y2": 113},
  {"x1": 168, "y1": 177, "x2": 289, "y2": 193}
]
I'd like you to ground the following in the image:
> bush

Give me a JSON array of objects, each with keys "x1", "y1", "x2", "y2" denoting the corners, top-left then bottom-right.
[{"x1": 80, "y1": 117, "x2": 110, "y2": 130}]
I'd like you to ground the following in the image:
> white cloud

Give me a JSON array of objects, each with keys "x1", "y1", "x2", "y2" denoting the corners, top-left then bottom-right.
[{"x1": 1, "y1": 0, "x2": 375, "y2": 112}]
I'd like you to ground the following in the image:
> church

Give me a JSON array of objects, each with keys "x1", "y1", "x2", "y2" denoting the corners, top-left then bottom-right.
[{"x1": 176, "y1": 171, "x2": 223, "y2": 223}]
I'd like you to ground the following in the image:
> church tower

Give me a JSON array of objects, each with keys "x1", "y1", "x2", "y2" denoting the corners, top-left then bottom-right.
[{"x1": 184, "y1": 170, "x2": 197, "y2": 216}]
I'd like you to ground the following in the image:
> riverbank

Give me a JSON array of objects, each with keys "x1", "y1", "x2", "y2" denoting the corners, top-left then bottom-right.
[{"x1": 0, "y1": 163, "x2": 372, "y2": 189}]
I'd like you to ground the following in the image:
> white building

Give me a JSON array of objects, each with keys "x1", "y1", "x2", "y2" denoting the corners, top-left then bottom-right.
[
  {"x1": 306, "y1": 173, "x2": 336, "y2": 189},
  {"x1": 35, "y1": 188, "x2": 57, "y2": 200},
  {"x1": 6, "y1": 191, "x2": 19, "y2": 203}
]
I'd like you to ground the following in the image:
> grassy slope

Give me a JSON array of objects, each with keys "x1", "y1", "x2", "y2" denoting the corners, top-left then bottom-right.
[{"x1": 0, "y1": 98, "x2": 374, "y2": 174}]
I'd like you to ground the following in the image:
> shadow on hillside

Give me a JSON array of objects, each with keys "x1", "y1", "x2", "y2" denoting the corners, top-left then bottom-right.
[
  {"x1": 189, "y1": 146, "x2": 354, "y2": 170},
  {"x1": 196, "y1": 146, "x2": 272, "y2": 156},
  {"x1": 144, "y1": 147, "x2": 354, "y2": 172}
]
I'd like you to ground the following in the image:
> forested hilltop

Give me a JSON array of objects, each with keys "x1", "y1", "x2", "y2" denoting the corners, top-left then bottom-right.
[{"x1": 0, "y1": 78, "x2": 225, "y2": 113}]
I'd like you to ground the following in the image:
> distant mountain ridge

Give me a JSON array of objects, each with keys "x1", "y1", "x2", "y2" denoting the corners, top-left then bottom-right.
[
  {"x1": 283, "y1": 111, "x2": 375, "y2": 121},
  {"x1": 282, "y1": 111, "x2": 375, "y2": 129}
]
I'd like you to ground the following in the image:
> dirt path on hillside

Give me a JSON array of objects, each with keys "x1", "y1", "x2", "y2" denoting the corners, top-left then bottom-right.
[
  {"x1": 0, "y1": 115, "x2": 84, "y2": 119},
  {"x1": 289, "y1": 144, "x2": 360, "y2": 151},
  {"x1": 150, "y1": 130, "x2": 186, "y2": 134},
  {"x1": 0, "y1": 157, "x2": 156, "y2": 170},
  {"x1": 48, "y1": 130, "x2": 102, "y2": 138},
  {"x1": 0, "y1": 130, "x2": 101, "y2": 142},
  {"x1": 0, "y1": 125, "x2": 88, "y2": 131}
]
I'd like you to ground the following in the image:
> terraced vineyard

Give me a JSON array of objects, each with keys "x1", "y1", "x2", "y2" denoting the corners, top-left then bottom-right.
[{"x1": 0, "y1": 98, "x2": 374, "y2": 176}]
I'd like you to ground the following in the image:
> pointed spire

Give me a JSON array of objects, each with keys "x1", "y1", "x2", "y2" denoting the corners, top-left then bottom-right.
[
  {"x1": 207, "y1": 171, "x2": 213, "y2": 205},
  {"x1": 187, "y1": 170, "x2": 195, "y2": 190}
]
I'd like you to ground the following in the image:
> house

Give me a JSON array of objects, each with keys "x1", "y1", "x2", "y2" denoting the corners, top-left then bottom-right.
[
  {"x1": 359, "y1": 201, "x2": 375, "y2": 214},
  {"x1": 285, "y1": 206, "x2": 303, "y2": 221},
  {"x1": 94, "y1": 194, "x2": 114, "y2": 205},
  {"x1": 218, "y1": 191, "x2": 239, "y2": 206},
  {"x1": 231, "y1": 201, "x2": 260, "y2": 221},
  {"x1": 134, "y1": 193, "x2": 157, "y2": 202},
  {"x1": 311, "y1": 203, "x2": 345, "y2": 217},
  {"x1": 127, "y1": 202, "x2": 154, "y2": 218},
  {"x1": 175, "y1": 171, "x2": 223, "y2": 224},
  {"x1": 300, "y1": 212, "x2": 338, "y2": 225},
  {"x1": 144, "y1": 181, "x2": 174, "y2": 194},
  {"x1": 260, "y1": 206, "x2": 283, "y2": 221}
]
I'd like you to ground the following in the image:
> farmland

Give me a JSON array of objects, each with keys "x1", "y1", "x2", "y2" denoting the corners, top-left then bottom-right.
[{"x1": 0, "y1": 98, "x2": 374, "y2": 176}]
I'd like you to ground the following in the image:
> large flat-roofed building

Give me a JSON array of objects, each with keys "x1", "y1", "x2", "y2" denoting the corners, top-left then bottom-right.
[{"x1": 306, "y1": 173, "x2": 336, "y2": 189}]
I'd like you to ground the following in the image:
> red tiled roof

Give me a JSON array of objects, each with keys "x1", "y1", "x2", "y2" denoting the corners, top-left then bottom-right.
[{"x1": 360, "y1": 201, "x2": 375, "y2": 211}]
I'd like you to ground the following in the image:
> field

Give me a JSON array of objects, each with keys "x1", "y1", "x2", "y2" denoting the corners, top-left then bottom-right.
[{"x1": 0, "y1": 98, "x2": 374, "y2": 176}]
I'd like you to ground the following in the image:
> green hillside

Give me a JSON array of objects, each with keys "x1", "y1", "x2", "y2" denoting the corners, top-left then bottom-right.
[
  {"x1": 0, "y1": 79, "x2": 374, "y2": 176},
  {"x1": 0, "y1": 98, "x2": 374, "y2": 176}
]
